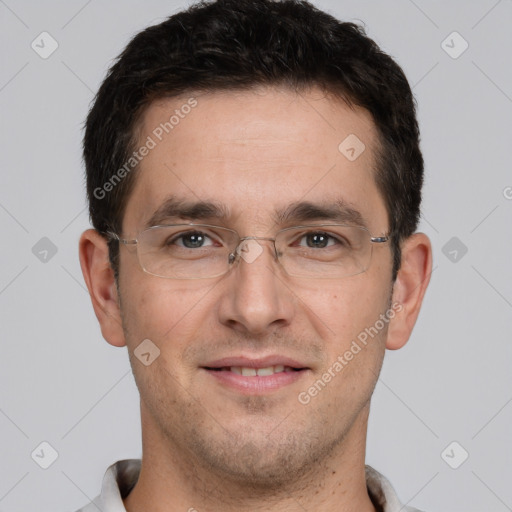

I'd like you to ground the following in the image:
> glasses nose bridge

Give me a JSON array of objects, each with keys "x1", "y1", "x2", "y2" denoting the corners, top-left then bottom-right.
[
  {"x1": 239, "y1": 235, "x2": 276, "y2": 242},
  {"x1": 231, "y1": 235, "x2": 279, "y2": 264}
]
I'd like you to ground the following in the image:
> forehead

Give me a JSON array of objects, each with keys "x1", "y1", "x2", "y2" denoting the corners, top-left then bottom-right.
[{"x1": 123, "y1": 86, "x2": 387, "y2": 234}]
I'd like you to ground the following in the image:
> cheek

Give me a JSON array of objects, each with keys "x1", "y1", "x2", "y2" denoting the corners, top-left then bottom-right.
[
  {"x1": 322, "y1": 288, "x2": 389, "y2": 380},
  {"x1": 302, "y1": 277, "x2": 391, "y2": 336},
  {"x1": 120, "y1": 276, "x2": 215, "y2": 350}
]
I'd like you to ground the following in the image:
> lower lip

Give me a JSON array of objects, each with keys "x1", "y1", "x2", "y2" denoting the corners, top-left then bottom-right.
[{"x1": 202, "y1": 368, "x2": 307, "y2": 394}]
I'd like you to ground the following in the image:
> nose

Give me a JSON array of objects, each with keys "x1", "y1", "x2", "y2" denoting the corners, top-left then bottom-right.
[{"x1": 216, "y1": 238, "x2": 295, "y2": 336}]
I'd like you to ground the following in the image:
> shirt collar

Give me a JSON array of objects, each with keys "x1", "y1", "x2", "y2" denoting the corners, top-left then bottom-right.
[{"x1": 80, "y1": 459, "x2": 421, "y2": 512}]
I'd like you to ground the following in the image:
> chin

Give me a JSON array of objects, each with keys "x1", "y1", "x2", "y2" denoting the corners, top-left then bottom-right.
[{"x1": 185, "y1": 420, "x2": 341, "y2": 491}]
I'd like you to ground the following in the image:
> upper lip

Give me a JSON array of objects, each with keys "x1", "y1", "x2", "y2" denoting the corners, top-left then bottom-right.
[{"x1": 202, "y1": 355, "x2": 308, "y2": 369}]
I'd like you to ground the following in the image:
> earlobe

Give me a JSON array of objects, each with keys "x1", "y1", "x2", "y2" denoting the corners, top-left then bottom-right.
[
  {"x1": 386, "y1": 233, "x2": 432, "y2": 350},
  {"x1": 79, "y1": 229, "x2": 126, "y2": 347}
]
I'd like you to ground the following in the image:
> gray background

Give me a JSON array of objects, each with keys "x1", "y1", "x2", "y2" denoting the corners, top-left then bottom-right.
[{"x1": 1, "y1": 1, "x2": 511, "y2": 511}]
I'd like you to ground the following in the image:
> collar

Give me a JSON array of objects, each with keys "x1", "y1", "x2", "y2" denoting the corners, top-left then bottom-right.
[{"x1": 78, "y1": 459, "x2": 423, "y2": 512}]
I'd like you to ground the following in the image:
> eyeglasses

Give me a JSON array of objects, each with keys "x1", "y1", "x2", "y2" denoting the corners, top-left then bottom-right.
[{"x1": 106, "y1": 223, "x2": 389, "y2": 280}]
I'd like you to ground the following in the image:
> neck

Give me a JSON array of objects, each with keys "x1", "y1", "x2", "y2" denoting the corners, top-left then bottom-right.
[{"x1": 123, "y1": 403, "x2": 376, "y2": 512}]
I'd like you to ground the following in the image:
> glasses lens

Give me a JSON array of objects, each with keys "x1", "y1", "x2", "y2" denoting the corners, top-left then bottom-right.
[
  {"x1": 134, "y1": 224, "x2": 377, "y2": 279},
  {"x1": 137, "y1": 225, "x2": 237, "y2": 279},
  {"x1": 276, "y1": 225, "x2": 372, "y2": 278}
]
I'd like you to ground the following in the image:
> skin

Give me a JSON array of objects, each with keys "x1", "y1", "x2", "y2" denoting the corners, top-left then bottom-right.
[{"x1": 79, "y1": 86, "x2": 432, "y2": 512}]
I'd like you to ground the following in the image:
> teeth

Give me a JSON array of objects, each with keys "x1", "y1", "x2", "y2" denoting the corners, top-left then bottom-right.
[
  {"x1": 256, "y1": 366, "x2": 274, "y2": 376},
  {"x1": 230, "y1": 365, "x2": 291, "y2": 376}
]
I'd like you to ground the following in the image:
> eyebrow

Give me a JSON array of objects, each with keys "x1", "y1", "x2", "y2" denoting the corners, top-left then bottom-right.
[
  {"x1": 144, "y1": 196, "x2": 230, "y2": 228},
  {"x1": 144, "y1": 195, "x2": 368, "y2": 230},
  {"x1": 275, "y1": 200, "x2": 367, "y2": 228}
]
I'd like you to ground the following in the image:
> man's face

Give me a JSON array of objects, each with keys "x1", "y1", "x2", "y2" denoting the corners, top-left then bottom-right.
[{"x1": 118, "y1": 87, "x2": 394, "y2": 485}]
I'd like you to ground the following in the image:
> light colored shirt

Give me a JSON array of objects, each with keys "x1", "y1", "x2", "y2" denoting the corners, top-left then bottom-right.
[{"x1": 75, "y1": 459, "x2": 424, "y2": 512}]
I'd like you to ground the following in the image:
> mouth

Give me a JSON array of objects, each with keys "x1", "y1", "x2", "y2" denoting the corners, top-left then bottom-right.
[
  {"x1": 201, "y1": 357, "x2": 310, "y2": 394},
  {"x1": 204, "y1": 365, "x2": 303, "y2": 376}
]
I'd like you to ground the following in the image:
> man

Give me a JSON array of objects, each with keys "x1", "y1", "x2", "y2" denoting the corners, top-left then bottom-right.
[{"x1": 78, "y1": 0, "x2": 432, "y2": 510}]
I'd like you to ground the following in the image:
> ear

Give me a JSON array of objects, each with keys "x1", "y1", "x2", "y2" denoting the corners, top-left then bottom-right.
[
  {"x1": 386, "y1": 232, "x2": 432, "y2": 350},
  {"x1": 79, "y1": 229, "x2": 126, "y2": 347}
]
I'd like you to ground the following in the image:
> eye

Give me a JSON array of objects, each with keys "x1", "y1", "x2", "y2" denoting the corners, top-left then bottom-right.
[
  {"x1": 171, "y1": 230, "x2": 216, "y2": 249},
  {"x1": 297, "y1": 231, "x2": 340, "y2": 249}
]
